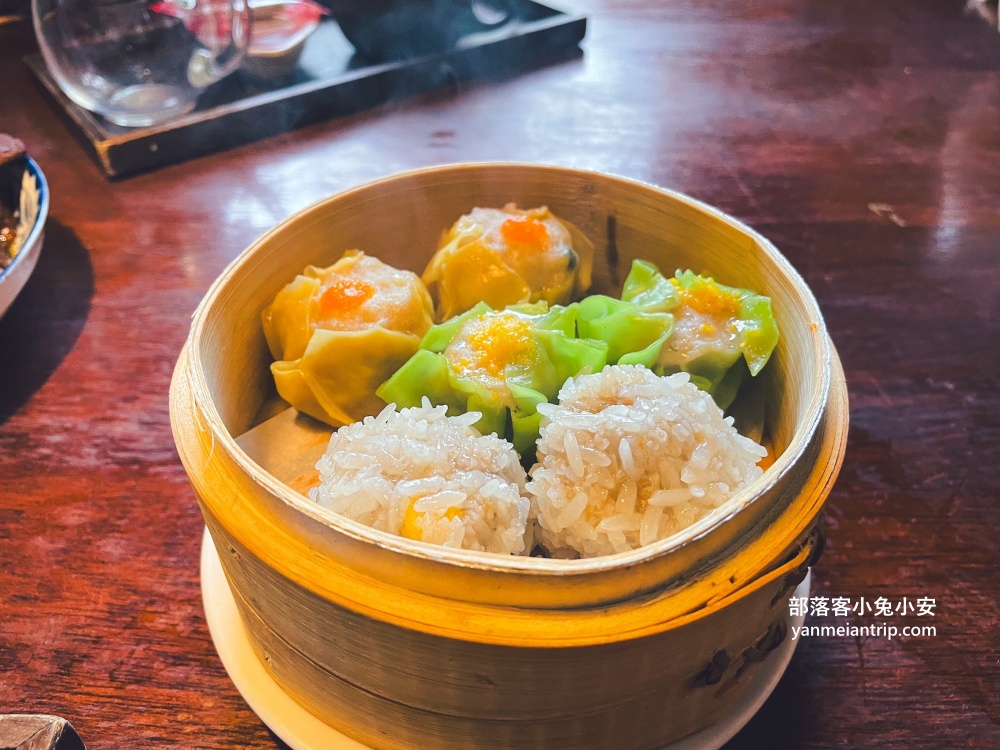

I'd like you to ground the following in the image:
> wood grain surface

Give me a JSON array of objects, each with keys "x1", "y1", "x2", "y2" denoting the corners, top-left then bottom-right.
[{"x1": 1, "y1": 1, "x2": 998, "y2": 748}]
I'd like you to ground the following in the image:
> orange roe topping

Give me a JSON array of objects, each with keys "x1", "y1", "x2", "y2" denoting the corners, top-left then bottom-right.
[
  {"x1": 400, "y1": 497, "x2": 463, "y2": 540},
  {"x1": 500, "y1": 215, "x2": 550, "y2": 248},
  {"x1": 758, "y1": 443, "x2": 776, "y2": 471},
  {"x1": 318, "y1": 277, "x2": 375, "y2": 318},
  {"x1": 681, "y1": 281, "x2": 740, "y2": 318},
  {"x1": 460, "y1": 313, "x2": 535, "y2": 378}
]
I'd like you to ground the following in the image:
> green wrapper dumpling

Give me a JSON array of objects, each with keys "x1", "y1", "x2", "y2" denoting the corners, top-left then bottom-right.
[
  {"x1": 575, "y1": 295, "x2": 674, "y2": 368},
  {"x1": 422, "y1": 204, "x2": 593, "y2": 320},
  {"x1": 622, "y1": 261, "x2": 779, "y2": 409},
  {"x1": 262, "y1": 251, "x2": 435, "y2": 427},
  {"x1": 378, "y1": 302, "x2": 608, "y2": 453}
]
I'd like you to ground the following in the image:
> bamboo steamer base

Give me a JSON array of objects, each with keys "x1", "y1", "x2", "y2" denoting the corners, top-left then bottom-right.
[
  {"x1": 201, "y1": 527, "x2": 812, "y2": 750},
  {"x1": 171, "y1": 165, "x2": 850, "y2": 750}
]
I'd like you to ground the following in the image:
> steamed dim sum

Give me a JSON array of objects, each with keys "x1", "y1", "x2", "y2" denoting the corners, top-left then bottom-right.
[
  {"x1": 621, "y1": 261, "x2": 779, "y2": 408},
  {"x1": 422, "y1": 204, "x2": 593, "y2": 320},
  {"x1": 263, "y1": 251, "x2": 434, "y2": 426},
  {"x1": 378, "y1": 302, "x2": 607, "y2": 454}
]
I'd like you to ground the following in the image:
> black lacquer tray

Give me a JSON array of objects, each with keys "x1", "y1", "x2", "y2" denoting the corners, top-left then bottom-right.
[{"x1": 27, "y1": 1, "x2": 585, "y2": 178}]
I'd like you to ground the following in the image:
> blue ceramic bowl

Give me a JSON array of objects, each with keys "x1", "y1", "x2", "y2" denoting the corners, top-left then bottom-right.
[{"x1": 0, "y1": 156, "x2": 48, "y2": 319}]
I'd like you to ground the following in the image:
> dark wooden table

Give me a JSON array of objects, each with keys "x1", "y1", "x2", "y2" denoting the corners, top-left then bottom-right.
[{"x1": 2, "y1": 1, "x2": 998, "y2": 747}]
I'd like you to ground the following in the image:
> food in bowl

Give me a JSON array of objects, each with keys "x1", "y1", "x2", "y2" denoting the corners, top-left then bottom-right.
[
  {"x1": 263, "y1": 203, "x2": 780, "y2": 558},
  {"x1": 0, "y1": 134, "x2": 27, "y2": 272},
  {"x1": 0, "y1": 204, "x2": 16, "y2": 270}
]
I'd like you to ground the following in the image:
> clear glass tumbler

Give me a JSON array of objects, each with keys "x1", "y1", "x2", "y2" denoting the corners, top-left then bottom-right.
[{"x1": 33, "y1": 0, "x2": 250, "y2": 126}]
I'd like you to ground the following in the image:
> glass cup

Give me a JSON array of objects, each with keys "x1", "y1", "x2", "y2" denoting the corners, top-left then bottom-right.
[{"x1": 32, "y1": 0, "x2": 250, "y2": 126}]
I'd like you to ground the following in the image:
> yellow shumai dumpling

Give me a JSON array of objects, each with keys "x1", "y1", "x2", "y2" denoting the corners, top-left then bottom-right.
[
  {"x1": 422, "y1": 204, "x2": 593, "y2": 320},
  {"x1": 262, "y1": 251, "x2": 434, "y2": 427}
]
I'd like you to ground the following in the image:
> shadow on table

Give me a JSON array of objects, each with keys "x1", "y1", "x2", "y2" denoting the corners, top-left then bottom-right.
[
  {"x1": 268, "y1": 729, "x2": 293, "y2": 749},
  {"x1": 0, "y1": 219, "x2": 93, "y2": 424},
  {"x1": 722, "y1": 657, "x2": 809, "y2": 749}
]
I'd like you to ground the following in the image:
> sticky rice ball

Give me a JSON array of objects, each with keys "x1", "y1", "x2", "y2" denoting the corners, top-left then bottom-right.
[
  {"x1": 528, "y1": 365, "x2": 766, "y2": 558},
  {"x1": 311, "y1": 401, "x2": 530, "y2": 555}
]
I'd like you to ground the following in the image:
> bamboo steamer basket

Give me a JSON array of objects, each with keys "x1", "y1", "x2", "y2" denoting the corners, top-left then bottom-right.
[{"x1": 170, "y1": 164, "x2": 848, "y2": 750}]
